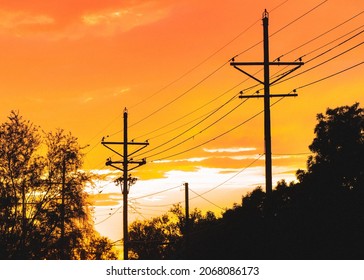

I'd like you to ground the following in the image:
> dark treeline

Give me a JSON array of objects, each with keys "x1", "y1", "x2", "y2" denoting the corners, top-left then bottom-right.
[{"x1": 128, "y1": 102, "x2": 364, "y2": 259}]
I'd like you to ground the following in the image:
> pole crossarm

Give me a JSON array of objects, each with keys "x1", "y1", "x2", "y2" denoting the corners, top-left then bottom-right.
[
  {"x1": 105, "y1": 162, "x2": 124, "y2": 172},
  {"x1": 231, "y1": 61, "x2": 304, "y2": 66},
  {"x1": 101, "y1": 141, "x2": 124, "y2": 158},
  {"x1": 269, "y1": 64, "x2": 303, "y2": 86},
  {"x1": 102, "y1": 140, "x2": 149, "y2": 158},
  {"x1": 105, "y1": 160, "x2": 146, "y2": 172},
  {"x1": 239, "y1": 92, "x2": 298, "y2": 99},
  {"x1": 102, "y1": 141, "x2": 150, "y2": 146},
  {"x1": 230, "y1": 61, "x2": 304, "y2": 86},
  {"x1": 232, "y1": 65, "x2": 264, "y2": 84}
]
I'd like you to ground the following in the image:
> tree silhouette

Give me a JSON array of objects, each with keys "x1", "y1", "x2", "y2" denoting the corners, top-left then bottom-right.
[
  {"x1": 0, "y1": 111, "x2": 117, "y2": 259},
  {"x1": 128, "y1": 204, "x2": 219, "y2": 259},
  {"x1": 289, "y1": 102, "x2": 364, "y2": 259},
  {"x1": 297, "y1": 103, "x2": 364, "y2": 191},
  {"x1": 128, "y1": 204, "x2": 183, "y2": 259}
]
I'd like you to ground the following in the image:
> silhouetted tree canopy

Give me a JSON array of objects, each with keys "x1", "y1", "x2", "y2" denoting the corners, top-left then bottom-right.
[
  {"x1": 0, "y1": 111, "x2": 117, "y2": 259},
  {"x1": 128, "y1": 204, "x2": 218, "y2": 259},
  {"x1": 297, "y1": 102, "x2": 364, "y2": 191}
]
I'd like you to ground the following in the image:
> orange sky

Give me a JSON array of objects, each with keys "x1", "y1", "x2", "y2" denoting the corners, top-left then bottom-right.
[{"x1": 0, "y1": 0, "x2": 363, "y2": 241}]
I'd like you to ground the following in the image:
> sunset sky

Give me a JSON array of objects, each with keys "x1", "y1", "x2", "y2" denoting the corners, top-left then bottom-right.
[{"x1": 0, "y1": 0, "x2": 363, "y2": 241}]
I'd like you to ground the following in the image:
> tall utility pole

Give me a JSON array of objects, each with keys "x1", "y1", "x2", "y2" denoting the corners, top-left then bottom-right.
[
  {"x1": 102, "y1": 108, "x2": 149, "y2": 260},
  {"x1": 230, "y1": 10, "x2": 303, "y2": 197}
]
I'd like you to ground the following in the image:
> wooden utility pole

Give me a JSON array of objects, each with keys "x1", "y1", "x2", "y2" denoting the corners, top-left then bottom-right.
[
  {"x1": 230, "y1": 10, "x2": 303, "y2": 196},
  {"x1": 102, "y1": 108, "x2": 149, "y2": 260},
  {"x1": 184, "y1": 182, "x2": 189, "y2": 257},
  {"x1": 60, "y1": 157, "x2": 66, "y2": 259}
]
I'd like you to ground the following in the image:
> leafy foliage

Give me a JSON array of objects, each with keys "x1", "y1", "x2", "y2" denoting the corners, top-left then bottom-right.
[
  {"x1": 128, "y1": 204, "x2": 217, "y2": 259},
  {"x1": 0, "y1": 111, "x2": 117, "y2": 259},
  {"x1": 298, "y1": 103, "x2": 364, "y2": 190}
]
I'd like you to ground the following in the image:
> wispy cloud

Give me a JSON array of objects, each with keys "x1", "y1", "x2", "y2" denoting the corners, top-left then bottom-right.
[
  {"x1": 0, "y1": 10, "x2": 55, "y2": 35},
  {"x1": 80, "y1": 4, "x2": 170, "y2": 36},
  {"x1": 0, "y1": 1, "x2": 173, "y2": 39},
  {"x1": 203, "y1": 147, "x2": 257, "y2": 153},
  {"x1": 153, "y1": 157, "x2": 209, "y2": 164},
  {"x1": 78, "y1": 87, "x2": 131, "y2": 104},
  {"x1": 82, "y1": 10, "x2": 134, "y2": 26}
]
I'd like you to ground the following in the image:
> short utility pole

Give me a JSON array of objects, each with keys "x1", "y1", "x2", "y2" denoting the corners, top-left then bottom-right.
[
  {"x1": 230, "y1": 9, "x2": 303, "y2": 197},
  {"x1": 102, "y1": 108, "x2": 149, "y2": 260},
  {"x1": 184, "y1": 182, "x2": 190, "y2": 257}
]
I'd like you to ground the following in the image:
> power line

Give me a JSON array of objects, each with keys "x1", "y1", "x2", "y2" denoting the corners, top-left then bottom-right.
[
  {"x1": 94, "y1": 185, "x2": 182, "y2": 225},
  {"x1": 132, "y1": 69, "x2": 262, "y2": 142},
  {"x1": 279, "y1": 10, "x2": 364, "y2": 60},
  {"x1": 195, "y1": 154, "x2": 265, "y2": 198},
  {"x1": 269, "y1": 0, "x2": 291, "y2": 13},
  {"x1": 273, "y1": 40, "x2": 364, "y2": 87},
  {"x1": 135, "y1": 94, "x2": 240, "y2": 157},
  {"x1": 270, "y1": 0, "x2": 328, "y2": 37},
  {"x1": 302, "y1": 24, "x2": 364, "y2": 60},
  {"x1": 151, "y1": 108, "x2": 264, "y2": 162},
  {"x1": 270, "y1": 24, "x2": 364, "y2": 80},
  {"x1": 127, "y1": 0, "x2": 289, "y2": 112},
  {"x1": 131, "y1": 185, "x2": 182, "y2": 200},
  {"x1": 295, "y1": 61, "x2": 364, "y2": 91},
  {"x1": 305, "y1": 32, "x2": 364, "y2": 63},
  {"x1": 129, "y1": 204, "x2": 148, "y2": 220},
  {"x1": 143, "y1": 154, "x2": 265, "y2": 209},
  {"x1": 129, "y1": 62, "x2": 228, "y2": 128},
  {"x1": 137, "y1": 108, "x2": 222, "y2": 142},
  {"x1": 127, "y1": 15, "x2": 260, "y2": 111},
  {"x1": 189, "y1": 188, "x2": 225, "y2": 211},
  {"x1": 233, "y1": 0, "x2": 328, "y2": 59},
  {"x1": 83, "y1": 113, "x2": 124, "y2": 155},
  {"x1": 94, "y1": 206, "x2": 122, "y2": 225},
  {"x1": 145, "y1": 98, "x2": 252, "y2": 160}
]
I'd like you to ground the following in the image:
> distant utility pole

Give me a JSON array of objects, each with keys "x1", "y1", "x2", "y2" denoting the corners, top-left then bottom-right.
[
  {"x1": 184, "y1": 182, "x2": 190, "y2": 257},
  {"x1": 230, "y1": 9, "x2": 303, "y2": 197},
  {"x1": 61, "y1": 157, "x2": 66, "y2": 260},
  {"x1": 101, "y1": 108, "x2": 149, "y2": 260}
]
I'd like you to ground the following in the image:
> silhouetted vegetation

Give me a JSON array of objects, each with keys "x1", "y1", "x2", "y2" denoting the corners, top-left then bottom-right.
[
  {"x1": 0, "y1": 111, "x2": 117, "y2": 259},
  {"x1": 128, "y1": 204, "x2": 218, "y2": 259},
  {"x1": 2, "y1": 102, "x2": 362, "y2": 260},
  {"x1": 129, "y1": 103, "x2": 364, "y2": 259}
]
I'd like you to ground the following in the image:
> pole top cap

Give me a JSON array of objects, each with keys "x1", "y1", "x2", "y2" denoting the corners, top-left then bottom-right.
[{"x1": 263, "y1": 9, "x2": 269, "y2": 19}]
